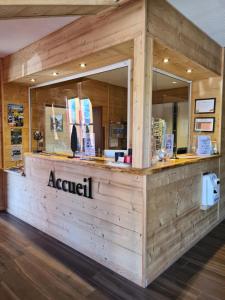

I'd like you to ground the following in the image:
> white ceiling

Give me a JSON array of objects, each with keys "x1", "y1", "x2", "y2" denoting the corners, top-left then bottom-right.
[
  {"x1": 167, "y1": 0, "x2": 225, "y2": 46},
  {"x1": 0, "y1": 17, "x2": 78, "y2": 57}
]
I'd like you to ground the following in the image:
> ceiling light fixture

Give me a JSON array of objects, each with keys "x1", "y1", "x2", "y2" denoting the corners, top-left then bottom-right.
[
  {"x1": 186, "y1": 68, "x2": 192, "y2": 73},
  {"x1": 163, "y1": 58, "x2": 169, "y2": 63},
  {"x1": 30, "y1": 78, "x2": 35, "y2": 83},
  {"x1": 172, "y1": 81, "x2": 177, "y2": 84},
  {"x1": 80, "y1": 63, "x2": 87, "y2": 68},
  {"x1": 53, "y1": 72, "x2": 59, "y2": 76}
]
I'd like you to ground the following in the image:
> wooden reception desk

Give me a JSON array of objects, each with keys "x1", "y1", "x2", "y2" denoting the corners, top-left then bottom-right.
[{"x1": 3, "y1": 153, "x2": 223, "y2": 287}]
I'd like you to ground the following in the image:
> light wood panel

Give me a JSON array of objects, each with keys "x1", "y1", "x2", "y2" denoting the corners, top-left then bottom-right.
[
  {"x1": 2, "y1": 83, "x2": 29, "y2": 169},
  {"x1": 5, "y1": 154, "x2": 145, "y2": 286},
  {"x1": 14, "y1": 42, "x2": 133, "y2": 86},
  {"x1": 153, "y1": 40, "x2": 219, "y2": 81},
  {"x1": 145, "y1": 158, "x2": 221, "y2": 286},
  {"x1": 152, "y1": 87, "x2": 188, "y2": 104},
  {"x1": 0, "y1": 1, "x2": 121, "y2": 19},
  {"x1": 3, "y1": 0, "x2": 144, "y2": 83},
  {"x1": 148, "y1": 0, "x2": 222, "y2": 76},
  {"x1": 132, "y1": 33, "x2": 153, "y2": 168},
  {"x1": 190, "y1": 77, "x2": 222, "y2": 151}
]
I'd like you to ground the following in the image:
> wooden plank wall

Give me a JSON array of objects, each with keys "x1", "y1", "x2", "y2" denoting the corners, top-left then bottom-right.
[
  {"x1": 145, "y1": 158, "x2": 221, "y2": 286},
  {"x1": 2, "y1": 0, "x2": 144, "y2": 83},
  {"x1": 2, "y1": 83, "x2": 29, "y2": 169},
  {"x1": 5, "y1": 155, "x2": 145, "y2": 286},
  {"x1": 147, "y1": 0, "x2": 222, "y2": 75},
  {"x1": 190, "y1": 77, "x2": 223, "y2": 151}
]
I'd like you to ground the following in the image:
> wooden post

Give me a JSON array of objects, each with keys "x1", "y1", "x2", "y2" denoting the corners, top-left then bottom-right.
[{"x1": 132, "y1": 34, "x2": 153, "y2": 168}]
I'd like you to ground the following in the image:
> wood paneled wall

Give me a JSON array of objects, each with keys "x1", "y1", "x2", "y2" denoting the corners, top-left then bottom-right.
[
  {"x1": 148, "y1": 0, "x2": 222, "y2": 75},
  {"x1": 190, "y1": 77, "x2": 222, "y2": 150},
  {"x1": 31, "y1": 79, "x2": 127, "y2": 150},
  {"x1": 2, "y1": 83, "x2": 29, "y2": 169},
  {"x1": 145, "y1": 157, "x2": 221, "y2": 286},
  {"x1": 5, "y1": 155, "x2": 145, "y2": 286},
  {"x1": 2, "y1": 0, "x2": 144, "y2": 83}
]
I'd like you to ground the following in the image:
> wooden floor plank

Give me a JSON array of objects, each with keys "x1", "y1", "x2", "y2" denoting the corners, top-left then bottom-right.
[{"x1": 0, "y1": 213, "x2": 224, "y2": 300}]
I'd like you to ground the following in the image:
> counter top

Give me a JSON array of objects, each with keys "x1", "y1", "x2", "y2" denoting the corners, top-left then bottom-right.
[{"x1": 22, "y1": 152, "x2": 221, "y2": 176}]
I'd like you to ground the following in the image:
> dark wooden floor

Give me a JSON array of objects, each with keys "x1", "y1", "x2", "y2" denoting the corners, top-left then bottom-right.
[{"x1": 0, "y1": 213, "x2": 224, "y2": 300}]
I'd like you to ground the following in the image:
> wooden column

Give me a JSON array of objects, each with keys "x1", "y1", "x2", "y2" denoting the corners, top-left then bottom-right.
[{"x1": 132, "y1": 34, "x2": 153, "y2": 168}]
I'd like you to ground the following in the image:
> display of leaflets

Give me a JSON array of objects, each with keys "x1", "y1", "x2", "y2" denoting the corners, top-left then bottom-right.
[
  {"x1": 196, "y1": 135, "x2": 212, "y2": 156},
  {"x1": 84, "y1": 133, "x2": 96, "y2": 157},
  {"x1": 165, "y1": 134, "x2": 174, "y2": 158}
]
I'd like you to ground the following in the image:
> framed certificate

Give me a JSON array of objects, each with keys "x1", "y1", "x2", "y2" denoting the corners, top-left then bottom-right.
[
  {"x1": 195, "y1": 98, "x2": 216, "y2": 114},
  {"x1": 194, "y1": 117, "x2": 215, "y2": 132}
]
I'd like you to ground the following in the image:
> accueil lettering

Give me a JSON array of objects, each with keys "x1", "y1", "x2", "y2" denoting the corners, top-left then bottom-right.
[{"x1": 48, "y1": 170, "x2": 93, "y2": 199}]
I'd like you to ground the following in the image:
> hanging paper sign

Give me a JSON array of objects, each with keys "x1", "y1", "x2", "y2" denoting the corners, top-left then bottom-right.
[
  {"x1": 11, "y1": 145, "x2": 22, "y2": 161},
  {"x1": 84, "y1": 133, "x2": 96, "y2": 157},
  {"x1": 165, "y1": 134, "x2": 174, "y2": 158},
  {"x1": 67, "y1": 98, "x2": 80, "y2": 125},
  {"x1": 80, "y1": 99, "x2": 93, "y2": 126}
]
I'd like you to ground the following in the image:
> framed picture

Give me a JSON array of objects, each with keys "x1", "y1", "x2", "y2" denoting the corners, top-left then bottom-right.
[
  {"x1": 194, "y1": 117, "x2": 215, "y2": 132},
  {"x1": 195, "y1": 98, "x2": 216, "y2": 114},
  {"x1": 11, "y1": 128, "x2": 22, "y2": 145}
]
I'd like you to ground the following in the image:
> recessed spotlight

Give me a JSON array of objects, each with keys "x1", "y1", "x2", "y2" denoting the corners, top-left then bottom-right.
[
  {"x1": 30, "y1": 78, "x2": 35, "y2": 83},
  {"x1": 186, "y1": 68, "x2": 192, "y2": 73},
  {"x1": 80, "y1": 63, "x2": 87, "y2": 68},
  {"x1": 163, "y1": 58, "x2": 169, "y2": 63},
  {"x1": 172, "y1": 81, "x2": 177, "y2": 84},
  {"x1": 52, "y1": 72, "x2": 59, "y2": 76}
]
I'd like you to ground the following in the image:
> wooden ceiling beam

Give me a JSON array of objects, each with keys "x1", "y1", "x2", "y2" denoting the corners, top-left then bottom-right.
[{"x1": 0, "y1": 0, "x2": 122, "y2": 18}]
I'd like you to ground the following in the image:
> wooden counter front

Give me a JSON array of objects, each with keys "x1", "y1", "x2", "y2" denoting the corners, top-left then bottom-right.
[{"x1": 3, "y1": 153, "x2": 225, "y2": 287}]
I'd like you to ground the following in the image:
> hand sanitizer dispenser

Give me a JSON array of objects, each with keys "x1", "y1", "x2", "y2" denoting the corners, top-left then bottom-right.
[{"x1": 201, "y1": 173, "x2": 220, "y2": 209}]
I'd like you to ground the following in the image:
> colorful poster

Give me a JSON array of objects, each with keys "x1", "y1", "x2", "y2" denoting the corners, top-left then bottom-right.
[
  {"x1": 11, "y1": 145, "x2": 22, "y2": 161},
  {"x1": 11, "y1": 128, "x2": 22, "y2": 145},
  {"x1": 8, "y1": 104, "x2": 24, "y2": 127}
]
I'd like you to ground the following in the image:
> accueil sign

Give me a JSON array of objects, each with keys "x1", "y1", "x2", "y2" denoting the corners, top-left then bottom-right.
[{"x1": 47, "y1": 170, "x2": 93, "y2": 199}]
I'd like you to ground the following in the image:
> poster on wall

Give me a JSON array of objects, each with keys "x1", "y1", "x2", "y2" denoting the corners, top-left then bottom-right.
[
  {"x1": 195, "y1": 98, "x2": 216, "y2": 114},
  {"x1": 50, "y1": 114, "x2": 63, "y2": 132},
  {"x1": 11, "y1": 145, "x2": 22, "y2": 161},
  {"x1": 11, "y1": 128, "x2": 22, "y2": 145},
  {"x1": 8, "y1": 104, "x2": 24, "y2": 127}
]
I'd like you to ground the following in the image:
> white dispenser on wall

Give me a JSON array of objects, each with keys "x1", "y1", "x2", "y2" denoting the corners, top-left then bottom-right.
[{"x1": 201, "y1": 173, "x2": 220, "y2": 210}]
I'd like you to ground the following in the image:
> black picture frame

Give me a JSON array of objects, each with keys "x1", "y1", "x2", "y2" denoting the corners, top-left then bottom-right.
[
  {"x1": 194, "y1": 117, "x2": 215, "y2": 133},
  {"x1": 195, "y1": 98, "x2": 216, "y2": 114}
]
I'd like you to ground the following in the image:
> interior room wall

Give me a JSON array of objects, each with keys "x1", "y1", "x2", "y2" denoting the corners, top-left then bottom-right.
[
  {"x1": 31, "y1": 78, "x2": 127, "y2": 151},
  {"x1": 3, "y1": 83, "x2": 29, "y2": 169},
  {"x1": 191, "y1": 77, "x2": 222, "y2": 151}
]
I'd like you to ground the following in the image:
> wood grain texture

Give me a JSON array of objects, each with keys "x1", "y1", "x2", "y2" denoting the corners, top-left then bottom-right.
[
  {"x1": 190, "y1": 77, "x2": 222, "y2": 151},
  {"x1": 148, "y1": 0, "x2": 222, "y2": 75},
  {"x1": 145, "y1": 158, "x2": 222, "y2": 286},
  {"x1": 5, "y1": 154, "x2": 145, "y2": 286},
  {"x1": 3, "y1": 0, "x2": 144, "y2": 83}
]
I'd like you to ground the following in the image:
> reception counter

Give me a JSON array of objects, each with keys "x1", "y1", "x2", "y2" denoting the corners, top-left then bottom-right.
[{"x1": 3, "y1": 153, "x2": 224, "y2": 287}]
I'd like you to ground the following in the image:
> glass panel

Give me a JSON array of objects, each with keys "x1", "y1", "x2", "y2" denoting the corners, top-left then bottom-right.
[
  {"x1": 31, "y1": 66, "x2": 128, "y2": 156},
  {"x1": 152, "y1": 70, "x2": 190, "y2": 161}
]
